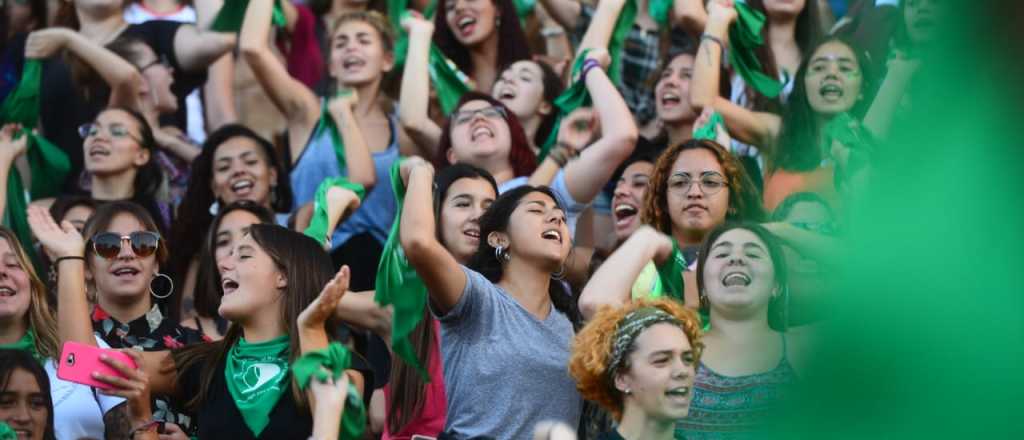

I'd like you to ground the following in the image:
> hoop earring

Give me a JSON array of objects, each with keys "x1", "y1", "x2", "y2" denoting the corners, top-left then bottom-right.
[
  {"x1": 552, "y1": 264, "x2": 565, "y2": 280},
  {"x1": 494, "y1": 245, "x2": 510, "y2": 262},
  {"x1": 150, "y1": 273, "x2": 174, "y2": 299},
  {"x1": 209, "y1": 200, "x2": 221, "y2": 216}
]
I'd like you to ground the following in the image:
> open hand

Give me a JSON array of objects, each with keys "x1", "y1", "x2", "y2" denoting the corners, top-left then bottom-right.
[
  {"x1": 27, "y1": 205, "x2": 85, "y2": 258},
  {"x1": 707, "y1": 0, "x2": 738, "y2": 25},
  {"x1": 25, "y1": 28, "x2": 73, "y2": 59},
  {"x1": 299, "y1": 266, "x2": 351, "y2": 331},
  {"x1": 401, "y1": 10, "x2": 434, "y2": 35}
]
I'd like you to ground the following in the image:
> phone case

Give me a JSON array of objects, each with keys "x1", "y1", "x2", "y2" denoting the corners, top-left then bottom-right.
[{"x1": 56, "y1": 341, "x2": 137, "y2": 390}]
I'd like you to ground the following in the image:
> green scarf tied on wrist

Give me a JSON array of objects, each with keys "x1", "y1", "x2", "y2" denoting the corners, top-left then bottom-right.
[
  {"x1": 210, "y1": 0, "x2": 286, "y2": 32},
  {"x1": 0, "y1": 328, "x2": 39, "y2": 362},
  {"x1": 303, "y1": 177, "x2": 366, "y2": 246},
  {"x1": 692, "y1": 111, "x2": 726, "y2": 141},
  {"x1": 538, "y1": 51, "x2": 594, "y2": 161},
  {"x1": 0, "y1": 422, "x2": 15, "y2": 440},
  {"x1": 729, "y1": 1, "x2": 784, "y2": 98},
  {"x1": 292, "y1": 343, "x2": 366, "y2": 440},
  {"x1": 224, "y1": 335, "x2": 291, "y2": 437},
  {"x1": 374, "y1": 160, "x2": 429, "y2": 380},
  {"x1": 0, "y1": 60, "x2": 71, "y2": 265},
  {"x1": 388, "y1": 2, "x2": 470, "y2": 115}
]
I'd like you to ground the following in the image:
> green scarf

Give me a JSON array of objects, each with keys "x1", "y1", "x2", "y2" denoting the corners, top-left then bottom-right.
[
  {"x1": 225, "y1": 335, "x2": 291, "y2": 437},
  {"x1": 0, "y1": 60, "x2": 71, "y2": 265},
  {"x1": 292, "y1": 343, "x2": 366, "y2": 440},
  {"x1": 729, "y1": 1, "x2": 784, "y2": 98},
  {"x1": 303, "y1": 177, "x2": 366, "y2": 246},
  {"x1": 374, "y1": 160, "x2": 429, "y2": 380},
  {"x1": 514, "y1": 0, "x2": 536, "y2": 24},
  {"x1": 0, "y1": 329, "x2": 38, "y2": 361},
  {"x1": 655, "y1": 239, "x2": 686, "y2": 302},
  {"x1": 210, "y1": 0, "x2": 285, "y2": 32},
  {"x1": 823, "y1": 112, "x2": 875, "y2": 155},
  {"x1": 538, "y1": 51, "x2": 594, "y2": 161},
  {"x1": 0, "y1": 422, "x2": 14, "y2": 440},
  {"x1": 692, "y1": 111, "x2": 726, "y2": 141},
  {"x1": 316, "y1": 92, "x2": 355, "y2": 172},
  {"x1": 648, "y1": 0, "x2": 673, "y2": 28},
  {"x1": 388, "y1": 2, "x2": 470, "y2": 115}
]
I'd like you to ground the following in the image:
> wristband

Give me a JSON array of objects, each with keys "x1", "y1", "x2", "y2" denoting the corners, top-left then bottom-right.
[
  {"x1": 580, "y1": 59, "x2": 601, "y2": 84},
  {"x1": 701, "y1": 33, "x2": 726, "y2": 51},
  {"x1": 54, "y1": 256, "x2": 85, "y2": 265}
]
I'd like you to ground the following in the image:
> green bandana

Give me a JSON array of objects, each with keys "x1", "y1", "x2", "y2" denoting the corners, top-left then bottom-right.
[
  {"x1": 729, "y1": 1, "x2": 784, "y2": 98},
  {"x1": 0, "y1": 422, "x2": 14, "y2": 440},
  {"x1": 538, "y1": 51, "x2": 594, "y2": 161},
  {"x1": 292, "y1": 343, "x2": 366, "y2": 440},
  {"x1": 210, "y1": 0, "x2": 285, "y2": 32},
  {"x1": 0, "y1": 329, "x2": 39, "y2": 362},
  {"x1": 655, "y1": 240, "x2": 686, "y2": 302},
  {"x1": 315, "y1": 92, "x2": 356, "y2": 173},
  {"x1": 0, "y1": 60, "x2": 71, "y2": 266},
  {"x1": 388, "y1": 3, "x2": 470, "y2": 115},
  {"x1": 374, "y1": 160, "x2": 429, "y2": 380},
  {"x1": 303, "y1": 177, "x2": 366, "y2": 246},
  {"x1": 692, "y1": 111, "x2": 725, "y2": 141},
  {"x1": 225, "y1": 335, "x2": 291, "y2": 437}
]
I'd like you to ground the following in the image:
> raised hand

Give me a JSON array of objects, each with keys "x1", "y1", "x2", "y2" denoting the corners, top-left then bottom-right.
[
  {"x1": 557, "y1": 107, "x2": 599, "y2": 153},
  {"x1": 327, "y1": 89, "x2": 360, "y2": 119},
  {"x1": 399, "y1": 156, "x2": 434, "y2": 187},
  {"x1": 707, "y1": 0, "x2": 738, "y2": 26},
  {"x1": 27, "y1": 205, "x2": 85, "y2": 258},
  {"x1": 401, "y1": 10, "x2": 434, "y2": 35},
  {"x1": 299, "y1": 266, "x2": 351, "y2": 331},
  {"x1": 0, "y1": 124, "x2": 28, "y2": 164},
  {"x1": 584, "y1": 47, "x2": 611, "y2": 70},
  {"x1": 25, "y1": 28, "x2": 73, "y2": 59}
]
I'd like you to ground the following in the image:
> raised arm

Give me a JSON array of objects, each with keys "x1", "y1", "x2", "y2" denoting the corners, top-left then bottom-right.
[
  {"x1": 398, "y1": 14, "x2": 443, "y2": 157},
  {"x1": 862, "y1": 51, "x2": 919, "y2": 139},
  {"x1": 27, "y1": 206, "x2": 94, "y2": 347},
  {"x1": 689, "y1": 0, "x2": 780, "y2": 149},
  {"x1": 675, "y1": 0, "x2": 709, "y2": 34},
  {"x1": 562, "y1": 49, "x2": 637, "y2": 204},
  {"x1": 398, "y1": 158, "x2": 467, "y2": 315},
  {"x1": 196, "y1": 0, "x2": 238, "y2": 130},
  {"x1": 239, "y1": 0, "x2": 320, "y2": 160},
  {"x1": 0, "y1": 125, "x2": 28, "y2": 220},
  {"x1": 172, "y1": 25, "x2": 236, "y2": 73},
  {"x1": 328, "y1": 93, "x2": 376, "y2": 188},
  {"x1": 536, "y1": 0, "x2": 583, "y2": 31},
  {"x1": 578, "y1": 226, "x2": 673, "y2": 320},
  {"x1": 25, "y1": 28, "x2": 143, "y2": 109}
]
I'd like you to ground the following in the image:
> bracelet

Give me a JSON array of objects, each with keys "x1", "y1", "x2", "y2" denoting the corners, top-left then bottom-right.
[
  {"x1": 580, "y1": 59, "x2": 601, "y2": 84},
  {"x1": 701, "y1": 33, "x2": 726, "y2": 51},
  {"x1": 54, "y1": 256, "x2": 85, "y2": 265}
]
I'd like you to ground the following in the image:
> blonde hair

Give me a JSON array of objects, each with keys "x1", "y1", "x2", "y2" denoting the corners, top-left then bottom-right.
[
  {"x1": 568, "y1": 299, "x2": 703, "y2": 420},
  {"x1": 0, "y1": 228, "x2": 59, "y2": 359}
]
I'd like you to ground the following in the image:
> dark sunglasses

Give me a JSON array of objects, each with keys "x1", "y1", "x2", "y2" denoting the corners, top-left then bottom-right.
[{"x1": 89, "y1": 231, "x2": 161, "y2": 260}]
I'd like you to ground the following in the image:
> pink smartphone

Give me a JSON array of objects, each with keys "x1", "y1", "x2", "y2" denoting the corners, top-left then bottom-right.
[{"x1": 56, "y1": 341, "x2": 136, "y2": 390}]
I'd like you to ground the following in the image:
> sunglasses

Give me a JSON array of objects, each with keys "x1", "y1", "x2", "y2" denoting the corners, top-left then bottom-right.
[{"x1": 89, "y1": 232, "x2": 161, "y2": 260}]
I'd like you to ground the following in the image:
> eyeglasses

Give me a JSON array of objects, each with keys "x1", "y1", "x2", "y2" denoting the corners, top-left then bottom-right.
[
  {"x1": 78, "y1": 122, "x2": 142, "y2": 142},
  {"x1": 89, "y1": 232, "x2": 161, "y2": 260},
  {"x1": 451, "y1": 106, "x2": 506, "y2": 127},
  {"x1": 138, "y1": 55, "x2": 170, "y2": 73},
  {"x1": 667, "y1": 172, "x2": 728, "y2": 196},
  {"x1": 790, "y1": 221, "x2": 838, "y2": 236}
]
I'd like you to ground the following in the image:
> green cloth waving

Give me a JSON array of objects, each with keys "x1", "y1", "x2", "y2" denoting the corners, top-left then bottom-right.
[
  {"x1": 224, "y1": 335, "x2": 291, "y2": 437},
  {"x1": 315, "y1": 92, "x2": 356, "y2": 172},
  {"x1": 292, "y1": 343, "x2": 367, "y2": 440},
  {"x1": 211, "y1": 0, "x2": 285, "y2": 32},
  {"x1": 729, "y1": 1, "x2": 785, "y2": 98},
  {"x1": 303, "y1": 177, "x2": 366, "y2": 246},
  {"x1": 538, "y1": 51, "x2": 594, "y2": 161},
  {"x1": 655, "y1": 240, "x2": 686, "y2": 302},
  {"x1": 0, "y1": 60, "x2": 71, "y2": 264},
  {"x1": 388, "y1": 2, "x2": 470, "y2": 114},
  {"x1": 0, "y1": 328, "x2": 38, "y2": 361},
  {"x1": 0, "y1": 422, "x2": 15, "y2": 440},
  {"x1": 692, "y1": 111, "x2": 726, "y2": 141},
  {"x1": 374, "y1": 160, "x2": 429, "y2": 380}
]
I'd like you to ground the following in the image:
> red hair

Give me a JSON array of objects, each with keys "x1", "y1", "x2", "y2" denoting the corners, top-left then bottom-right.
[{"x1": 435, "y1": 92, "x2": 537, "y2": 177}]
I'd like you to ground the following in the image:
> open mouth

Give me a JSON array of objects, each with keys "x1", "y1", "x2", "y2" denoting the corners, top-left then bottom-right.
[
  {"x1": 722, "y1": 272, "x2": 751, "y2": 287},
  {"x1": 13, "y1": 429, "x2": 31, "y2": 439},
  {"x1": 112, "y1": 267, "x2": 140, "y2": 279},
  {"x1": 88, "y1": 146, "x2": 111, "y2": 159},
  {"x1": 497, "y1": 88, "x2": 516, "y2": 101},
  {"x1": 660, "y1": 91, "x2": 681, "y2": 107},
  {"x1": 342, "y1": 56, "x2": 366, "y2": 70},
  {"x1": 457, "y1": 16, "x2": 477, "y2": 36},
  {"x1": 463, "y1": 228, "x2": 480, "y2": 240},
  {"x1": 541, "y1": 229, "x2": 562, "y2": 244},
  {"x1": 0, "y1": 287, "x2": 15, "y2": 297},
  {"x1": 665, "y1": 386, "x2": 690, "y2": 398},
  {"x1": 222, "y1": 277, "x2": 239, "y2": 294},
  {"x1": 819, "y1": 83, "x2": 845, "y2": 100},
  {"x1": 230, "y1": 179, "x2": 255, "y2": 196},
  {"x1": 614, "y1": 203, "x2": 638, "y2": 227},
  {"x1": 470, "y1": 125, "x2": 495, "y2": 141}
]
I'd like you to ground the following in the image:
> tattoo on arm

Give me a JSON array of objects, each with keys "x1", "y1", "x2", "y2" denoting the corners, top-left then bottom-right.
[{"x1": 103, "y1": 402, "x2": 133, "y2": 440}]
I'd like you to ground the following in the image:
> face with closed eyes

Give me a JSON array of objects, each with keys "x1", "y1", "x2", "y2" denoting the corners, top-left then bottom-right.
[
  {"x1": 665, "y1": 149, "x2": 730, "y2": 241},
  {"x1": 330, "y1": 20, "x2": 394, "y2": 87},
  {"x1": 217, "y1": 234, "x2": 285, "y2": 324},
  {"x1": 703, "y1": 228, "x2": 777, "y2": 318},
  {"x1": 655, "y1": 54, "x2": 698, "y2": 124},
  {"x1": 213, "y1": 210, "x2": 264, "y2": 267},
  {"x1": 804, "y1": 41, "x2": 863, "y2": 116},
  {"x1": 615, "y1": 323, "x2": 697, "y2": 421},
  {"x1": 0, "y1": 368, "x2": 48, "y2": 440},
  {"x1": 492, "y1": 61, "x2": 550, "y2": 124},
  {"x1": 447, "y1": 100, "x2": 513, "y2": 169},
  {"x1": 0, "y1": 238, "x2": 31, "y2": 323},
  {"x1": 211, "y1": 137, "x2": 278, "y2": 208},
  {"x1": 489, "y1": 191, "x2": 571, "y2": 272},
  {"x1": 439, "y1": 177, "x2": 496, "y2": 263},
  {"x1": 445, "y1": 0, "x2": 499, "y2": 47}
]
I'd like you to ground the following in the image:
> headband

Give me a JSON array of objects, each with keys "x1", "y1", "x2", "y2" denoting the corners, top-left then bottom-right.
[{"x1": 607, "y1": 307, "x2": 682, "y2": 380}]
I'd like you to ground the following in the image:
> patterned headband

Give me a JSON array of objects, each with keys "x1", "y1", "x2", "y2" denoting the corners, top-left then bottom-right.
[{"x1": 606, "y1": 307, "x2": 682, "y2": 380}]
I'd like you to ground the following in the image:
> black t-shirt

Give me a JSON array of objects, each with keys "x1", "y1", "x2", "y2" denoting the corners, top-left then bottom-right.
[
  {"x1": 39, "y1": 21, "x2": 206, "y2": 192},
  {"x1": 176, "y1": 347, "x2": 376, "y2": 439}
]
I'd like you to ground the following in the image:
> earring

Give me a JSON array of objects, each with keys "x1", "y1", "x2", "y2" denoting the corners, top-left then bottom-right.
[
  {"x1": 209, "y1": 200, "x2": 221, "y2": 216},
  {"x1": 494, "y1": 245, "x2": 510, "y2": 262},
  {"x1": 552, "y1": 264, "x2": 566, "y2": 280},
  {"x1": 624, "y1": 388, "x2": 632, "y2": 395},
  {"x1": 150, "y1": 273, "x2": 174, "y2": 299}
]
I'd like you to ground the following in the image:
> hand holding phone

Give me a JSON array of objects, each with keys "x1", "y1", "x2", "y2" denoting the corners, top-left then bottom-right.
[{"x1": 57, "y1": 341, "x2": 137, "y2": 390}]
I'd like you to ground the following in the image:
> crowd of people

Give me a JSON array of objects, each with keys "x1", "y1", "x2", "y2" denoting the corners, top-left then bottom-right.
[{"x1": 0, "y1": 0, "x2": 934, "y2": 438}]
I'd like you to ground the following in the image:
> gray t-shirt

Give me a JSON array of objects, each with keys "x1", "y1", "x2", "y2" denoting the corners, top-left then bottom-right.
[{"x1": 432, "y1": 267, "x2": 582, "y2": 439}]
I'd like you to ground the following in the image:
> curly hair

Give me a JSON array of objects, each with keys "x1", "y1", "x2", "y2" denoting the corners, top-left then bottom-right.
[
  {"x1": 568, "y1": 299, "x2": 704, "y2": 420},
  {"x1": 641, "y1": 139, "x2": 766, "y2": 237}
]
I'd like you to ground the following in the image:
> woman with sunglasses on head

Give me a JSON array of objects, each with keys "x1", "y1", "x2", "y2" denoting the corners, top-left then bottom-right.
[
  {"x1": 399, "y1": 156, "x2": 582, "y2": 439},
  {"x1": 31, "y1": 205, "x2": 375, "y2": 439}
]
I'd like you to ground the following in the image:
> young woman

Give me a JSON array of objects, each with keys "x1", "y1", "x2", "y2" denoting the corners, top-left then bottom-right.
[
  {"x1": 0, "y1": 349, "x2": 56, "y2": 440},
  {"x1": 569, "y1": 299, "x2": 703, "y2": 440},
  {"x1": 184, "y1": 201, "x2": 276, "y2": 341},
  {"x1": 690, "y1": 0, "x2": 876, "y2": 211},
  {"x1": 167, "y1": 124, "x2": 293, "y2": 320},
  {"x1": 399, "y1": 156, "x2": 581, "y2": 438},
  {"x1": 767, "y1": 192, "x2": 838, "y2": 326},
  {"x1": 383, "y1": 163, "x2": 498, "y2": 439},
  {"x1": 31, "y1": 206, "x2": 374, "y2": 439},
  {"x1": 434, "y1": 0, "x2": 531, "y2": 92},
  {"x1": 43, "y1": 0, "x2": 233, "y2": 190},
  {"x1": 492, "y1": 59, "x2": 563, "y2": 152}
]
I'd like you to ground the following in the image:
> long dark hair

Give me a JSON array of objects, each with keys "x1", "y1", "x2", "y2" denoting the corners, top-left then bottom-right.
[
  {"x1": 433, "y1": 0, "x2": 531, "y2": 77},
  {"x1": 496, "y1": 60, "x2": 563, "y2": 149},
  {"x1": 387, "y1": 164, "x2": 498, "y2": 434},
  {"x1": 435, "y1": 92, "x2": 537, "y2": 178},
  {"x1": 90, "y1": 107, "x2": 165, "y2": 208},
  {"x1": 743, "y1": 0, "x2": 826, "y2": 111},
  {"x1": 774, "y1": 37, "x2": 875, "y2": 172},
  {"x1": 467, "y1": 185, "x2": 581, "y2": 326},
  {"x1": 0, "y1": 350, "x2": 56, "y2": 440},
  {"x1": 192, "y1": 201, "x2": 276, "y2": 320},
  {"x1": 696, "y1": 222, "x2": 789, "y2": 331},
  {"x1": 166, "y1": 125, "x2": 291, "y2": 319},
  {"x1": 172, "y1": 224, "x2": 339, "y2": 412}
]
